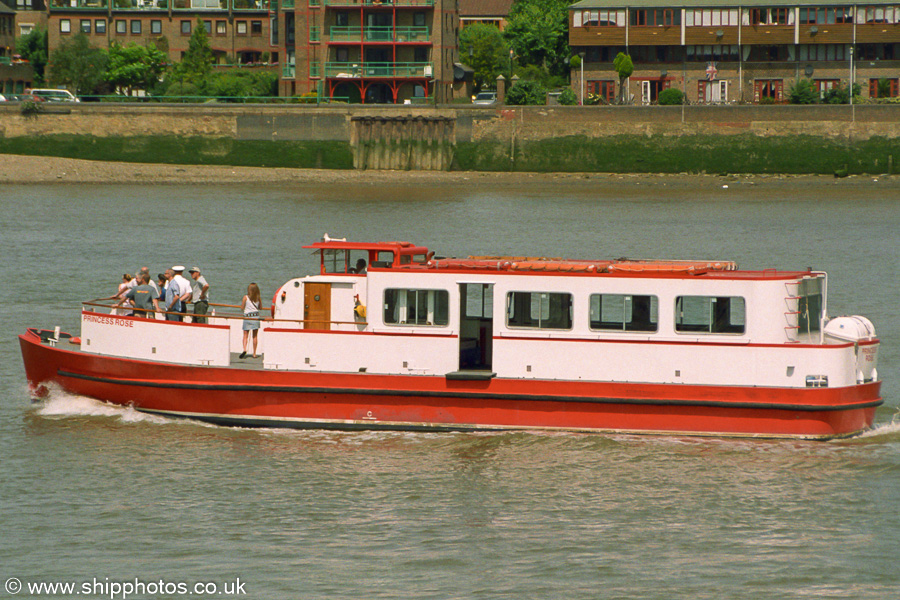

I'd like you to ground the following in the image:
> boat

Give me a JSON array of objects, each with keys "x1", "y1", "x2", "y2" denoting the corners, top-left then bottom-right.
[{"x1": 19, "y1": 237, "x2": 882, "y2": 440}]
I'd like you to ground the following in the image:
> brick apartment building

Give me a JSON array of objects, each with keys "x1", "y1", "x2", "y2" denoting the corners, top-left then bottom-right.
[
  {"x1": 43, "y1": 0, "x2": 460, "y2": 102},
  {"x1": 277, "y1": 0, "x2": 459, "y2": 103},
  {"x1": 45, "y1": 0, "x2": 273, "y2": 70},
  {"x1": 569, "y1": 0, "x2": 900, "y2": 103}
]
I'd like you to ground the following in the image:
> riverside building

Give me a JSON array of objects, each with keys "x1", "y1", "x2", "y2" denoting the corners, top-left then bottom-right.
[
  {"x1": 277, "y1": 0, "x2": 459, "y2": 102},
  {"x1": 44, "y1": 0, "x2": 459, "y2": 103},
  {"x1": 45, "y1": 0, "x2": 273, "y2": 67},
  {"x1": 568, "y1": 0, "x2": 900, "y2": 103}
]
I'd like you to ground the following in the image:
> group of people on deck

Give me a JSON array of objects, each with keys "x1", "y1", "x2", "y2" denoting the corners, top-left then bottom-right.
[
  {"x1": 111, "y1": 266, "x2": 210, "y2": 323},
  {"x1": 111, "y1": 268, "x2": 262, "y2": 359}
]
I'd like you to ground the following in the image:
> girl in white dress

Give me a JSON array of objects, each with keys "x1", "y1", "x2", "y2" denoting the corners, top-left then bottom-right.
[{"x1": 240, "y1": 283, "x2": 261, "y2": 358}]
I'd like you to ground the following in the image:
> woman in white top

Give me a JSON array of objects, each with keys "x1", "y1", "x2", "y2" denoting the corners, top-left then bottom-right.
[{"x1": 240, "y1": 282, "x2": 261, "y2": 358}]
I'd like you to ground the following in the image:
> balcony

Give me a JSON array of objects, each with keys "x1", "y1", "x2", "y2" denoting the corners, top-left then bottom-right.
[
  {"x1": 329, "y1": 26, "x2": 430, "y2": 42},
  {"x1": 325, "y1": 61, "x2": 432, "y2": 78},
  {"x1": 50, "y1": 0, "x2": 109, "y2": 9},
  {"x1": 282, "y1": 64, "x2": 296, "y2": 78},
  {"x1": 310, "y1": 25, "x2": 321, "y2": 41},
  {"x1": 173, "y1": 0, "x2": 227, "y2": 9},
  {"x1": 233, "y1": 0, "x2": 270, "y2": 9},
  {"x1": 324, "y1": 0, "x2": 434, "y2": 7}
]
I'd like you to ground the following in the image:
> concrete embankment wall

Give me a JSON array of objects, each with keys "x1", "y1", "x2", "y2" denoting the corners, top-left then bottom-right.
[{"x1": 1, "y1": 103, "x2": 899, "y2": 174}]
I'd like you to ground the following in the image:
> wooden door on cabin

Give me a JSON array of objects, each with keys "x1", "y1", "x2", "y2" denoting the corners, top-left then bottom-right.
[{"x1": 304, "y1": 283, "x2": 332, "y2": 330}]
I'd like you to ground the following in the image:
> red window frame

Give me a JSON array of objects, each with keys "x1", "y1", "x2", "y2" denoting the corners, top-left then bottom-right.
[
  {"x1": 754, "y1": 79, "x2": 783, "y2": 102},
  {"x1": 869, "y1": 78, "x2": 900, "y2": 98},
  {"x1": 587, "y1": 80, "x2": 615, "y2": 103}
]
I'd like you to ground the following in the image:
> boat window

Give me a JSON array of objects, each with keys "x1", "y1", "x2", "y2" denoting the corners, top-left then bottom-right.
[
  {"x1": 322, "y1": 249, "x2": 369, "y2": 274},
  {"x1": 371, "y1": 251, "x2": 395, "y2": 269},
  {"x1": 399, "y1": 253, "x2": 429, "y2": 265},
  {"x1": 322, "y1": 249, "x2": 350, "y2": 274},
  {"x1": 384, "y1": 289, "x2": 449, "y2": 326},
  {"x1": 798, "y1": 278, "x2": 823, "y2": 335},
  {"x1": 465, "y1": 284, "x2": 493, "y2": 318},
  {"x1": 590, "y1": 294, "x2": 658, "y2": 332},
  {"x1": 506, "y1": 292, "x2": 573, "y2": 330},
  {"x1": 675, "y1": 296, "x2": 745, "y2": 334}
]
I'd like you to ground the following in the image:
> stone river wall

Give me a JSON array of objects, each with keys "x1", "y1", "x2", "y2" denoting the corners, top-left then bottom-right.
[{"x1": 0, "y1": 103, "x2": 898, "y2": 174}]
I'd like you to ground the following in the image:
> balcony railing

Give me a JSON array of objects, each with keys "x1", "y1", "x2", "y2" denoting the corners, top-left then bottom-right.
[
  {"x1": 282, "y1": 0, "x2": 293, "y2": 7},
  {"x1": 324, "y1": 0, "x2": 434, "y2": 7},
  {"x1": 283, "y1": 64, "x2": 296, "y2": 78},
  {"x1": 50, "y1": 0, "x2": 110, "y2": 9},
  {"x1": 325, "y1": 61, "x2": 432, "y2": 78},
  {"x1": 233, "y1": 0, "x2": 270, "y2": 9},
  {"x1": 310, "y1": 62, "x2": 321, "y2": 77},
  {"x1": 173, "y1": 0, "x2": 226, "y2": 9},
  {"x1": 310, "y1": 26, "x2": 321, "y2": 41},
  {"x1": 328, "y1": 26, "x2": 430, "y2": 42}
]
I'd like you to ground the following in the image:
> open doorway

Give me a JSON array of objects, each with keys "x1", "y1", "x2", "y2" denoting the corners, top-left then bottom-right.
[{"x1": 458, "y1": 283, "x2": 493, "y2": 371}]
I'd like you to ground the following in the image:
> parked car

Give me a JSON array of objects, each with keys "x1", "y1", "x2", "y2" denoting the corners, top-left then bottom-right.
[
  {"x1": 472, "y1": 91, "x2": 497, "y2": 105},
  {"x1": 28, "y1": 88, "x2": 79, "y2": 102},
  {"x1": 0, "y1": 94, "x2": 6, "y2": 102}
]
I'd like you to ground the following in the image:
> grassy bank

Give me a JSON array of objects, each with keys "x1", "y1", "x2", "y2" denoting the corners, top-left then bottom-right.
[
  {"x1": 1, "y1": 133, "x2": 898, "y2": 174},
  {"x1": 453, "y1": 134, "x2": 900, "y2": 175},
  {"x1": 0, "y1": 135, "x2": 355, "y2": 170}
]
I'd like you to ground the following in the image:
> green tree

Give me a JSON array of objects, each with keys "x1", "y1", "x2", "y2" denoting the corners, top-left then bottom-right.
[
  {"x1": 506, "y1": 79, "x2": 546, "y2": 105},
  {"x1": 459, "y1": 23, "x2": 509, "y2": 92},
  {"x1": 16, "y1": 27, "x2": 49, "y2": 85},
  {"x1": 174, "y1": 18, "x2": 214, "y2": 86},
  {"x1": 48, "y1": 33, "x2": 108, "y2": 95},
  {"x1": 106, "y1": 42, "x2": 168, "y2": 97},
  {"x1": 788, "y1": 78, "x2": 819, "y2": 104},
  {"x1": 613, "y1": 52, "x2": 633, "y2": 104},
  {"x1": 503, "y1": 0, "x2": 570, "y2": 79},
  {"x1": 823, "y1": 82, "x2": 861, "y2": 104},
  {"x1": 207, "y1": 70, "x2": 278, "y2": 99}
]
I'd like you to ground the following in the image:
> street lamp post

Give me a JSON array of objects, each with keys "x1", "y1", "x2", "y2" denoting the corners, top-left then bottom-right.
[
  {"x1": 579, "y1": 51, "x2": 585, "y2": 105},
  {"x1": 509, "y1": 48, "x2": 514, "y2": 79},
  {"x1": 849, "y1": 45, "x2": 854, "y2": 106}
]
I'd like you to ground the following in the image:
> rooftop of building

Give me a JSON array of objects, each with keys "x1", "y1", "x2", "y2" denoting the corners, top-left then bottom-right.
[{"x1": 459, "y1": 0, "x2": 513, "y2": 18}]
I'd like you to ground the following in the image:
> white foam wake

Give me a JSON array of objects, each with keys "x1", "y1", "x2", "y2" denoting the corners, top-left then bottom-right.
[
  {"x1": 36, "y1": 388, "x2": 170, "y2": 425},
  {"x1": 854, "y1": 413, "x2": 900, "y2": 441}
]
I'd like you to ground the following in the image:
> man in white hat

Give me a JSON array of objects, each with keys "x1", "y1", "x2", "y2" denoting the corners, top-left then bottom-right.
[
  {"x1": 172, "y1": 266, "x2": 192, "y2": 320},
  {"x1": 188, "y1": 266, "x2": 210, "y2": 324}
]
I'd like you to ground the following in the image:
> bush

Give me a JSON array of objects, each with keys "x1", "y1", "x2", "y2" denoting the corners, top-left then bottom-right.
[
  {"x1": 294, "y1": 91, "x2": 319, "y2": 104},
  {"x1": 506, "y1": 79, "x2": 547, "y2": 105},
  {"x1": 789, "y1": 79, "x2": 819, "y2": 104},
  {"x1": 823, "y1": 82, "x2": 862, "y2": 104},
  {"x1": 558, "y1": 88, "x2": 578, "y2": 105},
  {"x1": 658, "y1": 88, "x2": 684, "y2": 105}
]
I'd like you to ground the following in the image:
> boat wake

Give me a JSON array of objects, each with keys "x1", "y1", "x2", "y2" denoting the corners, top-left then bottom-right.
[
  {"x1": 854, "y1": 418, "x2": 900, "y2": 442},
  {"x1": 35, "y1": 387, "x2": 171, "y2": 425}
]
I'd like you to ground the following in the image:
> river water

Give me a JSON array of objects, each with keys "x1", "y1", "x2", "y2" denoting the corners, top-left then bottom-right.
[{"x1": 1, "y1": 177, "x2": 898, "y2": 599}]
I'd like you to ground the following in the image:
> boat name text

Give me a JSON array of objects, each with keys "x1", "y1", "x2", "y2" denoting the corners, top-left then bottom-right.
[{"x1": 83, "y1": 314, "x2": 134, "y2": 327}]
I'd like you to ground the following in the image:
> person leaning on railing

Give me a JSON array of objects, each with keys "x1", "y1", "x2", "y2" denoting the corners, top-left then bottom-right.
[
  {"x1": 188, "y1": 266, "x2": 210, "y2": 324},
  {"x1": 114, "y1": 273, "x2": 161, "y2": 318}
]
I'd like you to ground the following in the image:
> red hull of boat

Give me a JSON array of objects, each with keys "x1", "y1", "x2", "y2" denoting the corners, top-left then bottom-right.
[{"x1": 19, "y1": 331, "x2": 882, "y2": 439}]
